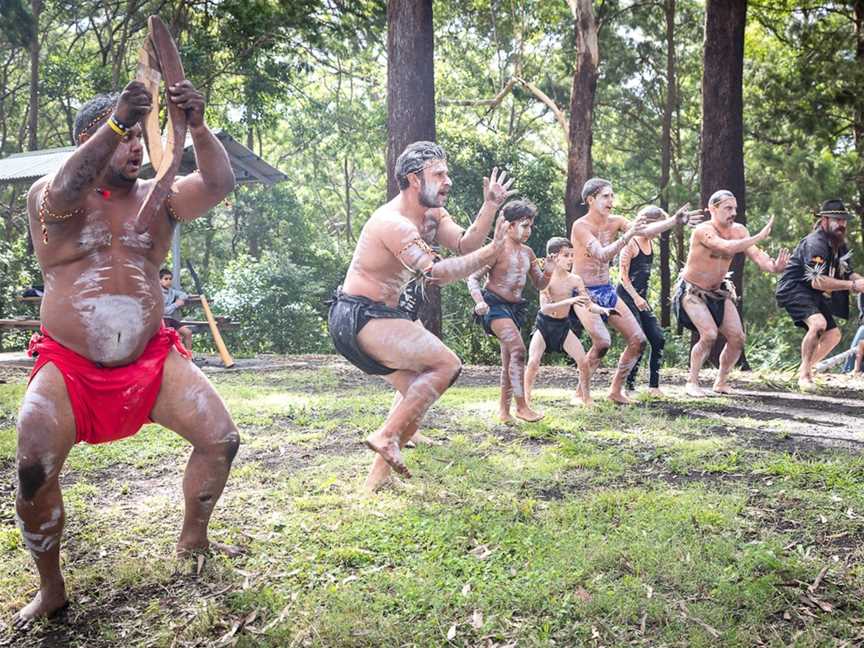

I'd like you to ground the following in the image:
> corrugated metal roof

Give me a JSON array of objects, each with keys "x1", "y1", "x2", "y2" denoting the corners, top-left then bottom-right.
[{"x1": 0, "y1": 130, "x2": 287, "y2": 186}]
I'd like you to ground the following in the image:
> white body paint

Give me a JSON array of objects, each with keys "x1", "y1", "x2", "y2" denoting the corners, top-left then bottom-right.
[{"x1": 76, "y1": 294, "x2": 146, "y2": 364}]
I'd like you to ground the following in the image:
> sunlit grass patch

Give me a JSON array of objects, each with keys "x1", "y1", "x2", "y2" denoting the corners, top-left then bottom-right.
[
  {"x1": 2, "y1": 364, "x2": 863, "y2": 646},
  {"x1": 754, "y1": 453, "x2": 864, "y2": 492}
]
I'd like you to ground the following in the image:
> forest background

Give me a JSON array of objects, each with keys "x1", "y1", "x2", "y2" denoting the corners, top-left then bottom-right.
[{"x1": 0, "y1": 0, "x2": 862, "y2": 370}]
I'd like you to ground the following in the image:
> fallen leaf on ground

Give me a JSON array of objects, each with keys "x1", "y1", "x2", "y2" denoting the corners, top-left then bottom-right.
[
  {"x1": 471, "y1": 610, "x2": 484, "y2": 629},
  {"x1": 447, "y1": 623, "x2": 457, "y2": 640},
  {"x1": 469, "y1": 544, "x2": 493, "y2": 560}
]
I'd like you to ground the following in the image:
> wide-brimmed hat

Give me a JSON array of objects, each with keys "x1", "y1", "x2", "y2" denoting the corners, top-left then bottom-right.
[{"x1": 817, "y1": 199, "x2": 852, "y2": 220}]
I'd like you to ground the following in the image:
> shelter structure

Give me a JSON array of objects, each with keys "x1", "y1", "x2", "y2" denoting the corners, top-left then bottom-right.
[{"x1": 0, "y1": 129, "x2": 286, "y2": 288}]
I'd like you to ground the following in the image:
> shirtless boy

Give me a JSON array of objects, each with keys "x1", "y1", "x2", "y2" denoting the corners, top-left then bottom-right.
[
  {"x1": 328, "y1": 141, "x2": 514, "y2": 489},
  {"x1": 569, "y1": 178, "x2": 680, "y2": 404},
  {"x1": 675, "y1": 190, "x2": 789, "y2": 396},
  {"x1": 524, "y1": 237, "x2": 609, "y2": 409},
  {"x1": 467, "y1": 200, "x2": 554, "y2": 423},
  {"x1": 15, "y1": 79, "x2": 238, "y2": 625}
]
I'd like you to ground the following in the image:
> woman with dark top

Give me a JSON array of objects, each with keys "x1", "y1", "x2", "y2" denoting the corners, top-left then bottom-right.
[{"x1": 617, "y1": 204, "x2": 700, "y2": 395}]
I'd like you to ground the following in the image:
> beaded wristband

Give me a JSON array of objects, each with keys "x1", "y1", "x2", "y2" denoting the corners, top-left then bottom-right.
[{"x1": 107, "y1": 115, "x2": 129, "y2": 136}]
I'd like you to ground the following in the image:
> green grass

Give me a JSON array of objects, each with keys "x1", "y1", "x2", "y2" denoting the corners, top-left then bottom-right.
[{"x1": 1, "y1": 361, "x2": 863, "y2": 647}]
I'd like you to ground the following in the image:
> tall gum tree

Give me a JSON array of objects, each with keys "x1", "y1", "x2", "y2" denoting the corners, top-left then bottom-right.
[
  {"x1": 564, "y1": 0, "x2": 599, "y2": 238},
  {"x1": 699, "y1": 0, "x2": 747, "y2": 366},
  {"x1": 385, "y1": 0, "x2": 439, "y2": 336}
]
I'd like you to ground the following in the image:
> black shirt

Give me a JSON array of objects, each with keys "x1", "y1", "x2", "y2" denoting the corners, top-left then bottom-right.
[
  {"x1": 625, "y1": 244, "x2": 653, "y2": 298},
  {"x1": 776, "y1": 227, "x2": 853, "y2": 306}
]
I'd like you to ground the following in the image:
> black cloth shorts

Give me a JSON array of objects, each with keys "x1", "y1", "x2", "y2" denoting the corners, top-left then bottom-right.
[
  {"x1": 327, "y1": 290, "x2": 412, "y2": 375},
  {"x1": 475, "y1": 289, "x2": 528, "y2": 336},
  {"x1": 673, "y1": 280, "x2": 726, "y2": 332},
  {"x1": 533, "y1": 312, "x2": 580, "y2": 354},
  {"x1": 780, "y1": 295, "x2": 837, "y2": 331}
]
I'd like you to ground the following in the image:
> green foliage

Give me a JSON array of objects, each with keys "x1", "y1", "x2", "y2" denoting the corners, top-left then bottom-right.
[
  {"x1": 0, "y1": 1, "x2": 861, "y2": 368},
  {"x1": 214, "y1": 251, "x2": 332, "y2": 355}
]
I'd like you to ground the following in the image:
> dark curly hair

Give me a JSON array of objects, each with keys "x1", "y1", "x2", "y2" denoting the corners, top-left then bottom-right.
[{"x1": 72, "y1": 93, "x2": 119, "y2": 144}]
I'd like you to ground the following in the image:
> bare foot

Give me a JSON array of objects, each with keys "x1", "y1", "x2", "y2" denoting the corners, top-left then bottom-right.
[
  {"x1": 364, "y1": 436, "x2": 411, "y2": 478},
  {"x1": 685, "y1": 382, "x2": 707, "y2": 398},
  {"x1": 408, "y1": 432, "x2": 437, "y2": 446},
  {"x1": 647, "y1": 388, "x2": 664, "y2": 397},
  {"x1": 798, "y1": 378, "x2": 818, "y2": 393},
  {"x1": 514, "y1": 406, "x2": 544, "y2": 422},
  {"x1": 12, "y1": 586, "x2": 68, "y2": 629},
  {"x1": 712, "y1": 382, "x2": 735, "y2": 395},
  {"x1": 569, "y1": 391, "x2": 593, "y2": 407},
  {"x1": 498, "y1": 410, "x2": 515, "y2": 424},
  {"x1": 607, "y1": 391, "x2": 631, "y2": 405}
]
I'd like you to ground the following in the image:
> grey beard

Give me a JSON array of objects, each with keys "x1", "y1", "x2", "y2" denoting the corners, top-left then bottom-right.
[{"x1": 418, "y1": 180, "x2": 443, "y2": 208}]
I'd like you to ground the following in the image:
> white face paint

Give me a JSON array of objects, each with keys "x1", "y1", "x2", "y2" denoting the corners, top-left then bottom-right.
[{"x1": 76, "y1": 294, "x2": 146, "y2": 363}]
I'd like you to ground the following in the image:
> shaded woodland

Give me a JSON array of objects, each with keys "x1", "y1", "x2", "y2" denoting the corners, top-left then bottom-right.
[{"x1": 0, "y1": 0, "x2": 862, "y2": 366}]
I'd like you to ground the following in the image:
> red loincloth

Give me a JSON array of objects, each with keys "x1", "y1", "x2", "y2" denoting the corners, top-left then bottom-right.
[{"x1": 27, "y1": 324, "x2": 191, "y2": 444}]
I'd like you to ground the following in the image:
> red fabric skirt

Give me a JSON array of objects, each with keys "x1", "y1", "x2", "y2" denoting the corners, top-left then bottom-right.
[{"x1": 27, "y1": 324, "x2": 191, "y2": 445}]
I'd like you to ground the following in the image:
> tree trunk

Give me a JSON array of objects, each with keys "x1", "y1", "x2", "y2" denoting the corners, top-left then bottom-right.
[
  {"x1": 699, "y1": 0, "x2": 748, "y2": 368},
  {"x1": 659, "y1": 0, "x2": 677, "y2": 327},
  {"x1": 27, "y1": 0, "x2": 41, "y2": 151},
  {"x1": 564, "y1": 0, "x2": 599, "y2": 239},
  {"x1": 386, "y1": 0, "x2": 440, "y2": 336},
  {"x1": 854, "y1": 0, "x2": 864, "y2": 250}
]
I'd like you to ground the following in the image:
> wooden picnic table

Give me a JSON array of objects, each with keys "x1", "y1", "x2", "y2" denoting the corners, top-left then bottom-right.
[
  {"x1": 16, "y1": 294, "x2": 204, "y2": 305},
  {"x1": 0, "y1": 318, "x2": 237, "y2": 331}
]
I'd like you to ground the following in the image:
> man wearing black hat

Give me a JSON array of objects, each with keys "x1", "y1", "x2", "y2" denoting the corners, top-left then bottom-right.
[{"x1": 776, "y1": 199, "x2": 864, "y2": 391}]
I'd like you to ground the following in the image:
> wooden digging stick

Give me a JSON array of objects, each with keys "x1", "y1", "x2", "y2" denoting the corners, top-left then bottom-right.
[{"x1": 187, "y1": 261, "x2": 235, "y2": 368}]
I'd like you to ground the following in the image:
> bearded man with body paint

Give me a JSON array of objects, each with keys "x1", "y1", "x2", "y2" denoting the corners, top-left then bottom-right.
[
  {"x1": 569, "y1": 178, "x2": 683, "y2": 404},
  {"x1": 675, "y1": 190, "x2": 789, "y2": 397},
  {"x1": 328, "y1": 141, "x2": 515, "y2": 490},
  {"x1": 14, "y1": 79, "x2": 238, "y2": 626}
]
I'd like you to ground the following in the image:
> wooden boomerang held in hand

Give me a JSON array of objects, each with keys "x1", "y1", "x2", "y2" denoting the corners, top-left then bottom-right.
[{"x1": 134, "y1": 16, "x2": 187, "y2": 234}]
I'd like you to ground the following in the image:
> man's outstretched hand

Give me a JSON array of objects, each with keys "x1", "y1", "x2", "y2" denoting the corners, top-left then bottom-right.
[{"x1": 483, "y1": 167, "x2": 517, "y2": 209}]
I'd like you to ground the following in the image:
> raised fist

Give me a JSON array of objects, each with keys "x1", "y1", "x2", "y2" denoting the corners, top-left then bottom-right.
[
  {"x1": 115, "y1": 81, "x2": 152, "y2": 127},
  {"x1": 168, "y1": 80, "x2": 206, "y2": 128}
]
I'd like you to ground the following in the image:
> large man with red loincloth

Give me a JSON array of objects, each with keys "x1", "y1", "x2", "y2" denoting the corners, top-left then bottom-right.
[{"x1": 14, "y1": 78, "x2": 238, "y2": 625}]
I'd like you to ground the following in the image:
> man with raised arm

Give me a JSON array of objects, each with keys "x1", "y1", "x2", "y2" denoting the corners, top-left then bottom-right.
[
  {"x1": 569, "y1": 178, "x2": 685, "y2": 404},
  {"x1": 15, "y1": 80, "x2": 238, "y2": 626},
  {"x1": 776, "y1": 199, "x2": 864, "y2": 391},
  {"x1": 328, "y1": 141, "x2": 514, "y2": 490},
  {"x1": 675, "y1": 190, "x2": 789, "y2": 396}
]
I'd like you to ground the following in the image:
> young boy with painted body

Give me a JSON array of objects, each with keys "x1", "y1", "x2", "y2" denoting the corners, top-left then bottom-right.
[
  {"x1": 467, "y1": 200, "x2": 554, "y2": 423},
  {"x1": 524, "y1": 237, "x2": 611, "y2": 409}
]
